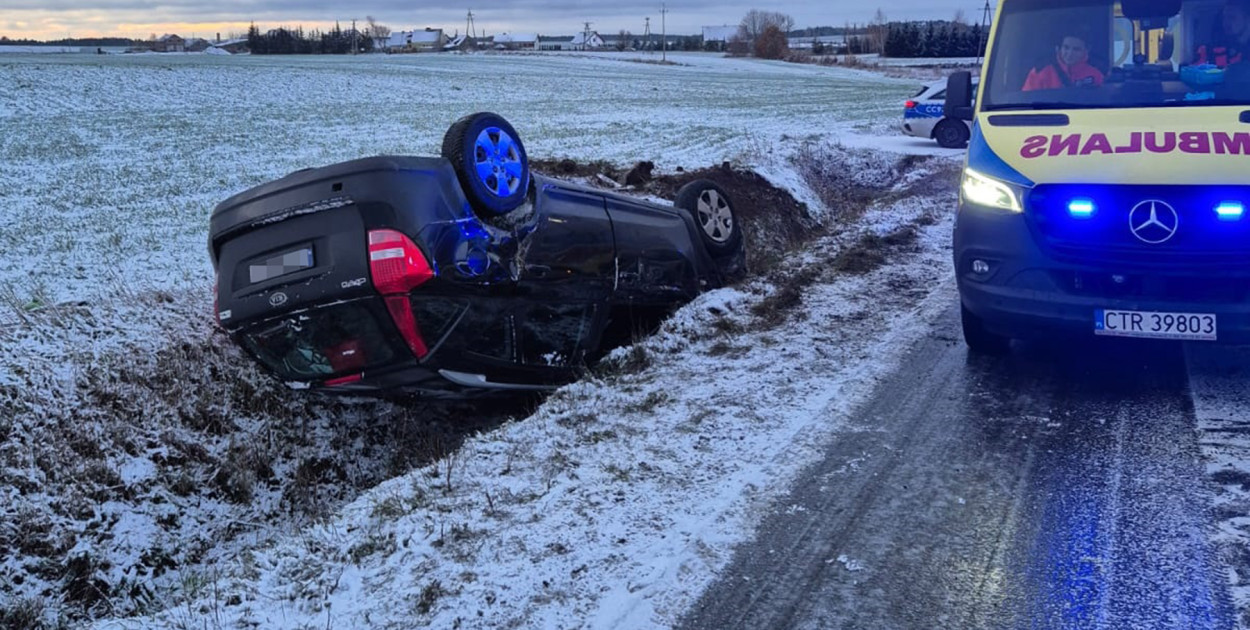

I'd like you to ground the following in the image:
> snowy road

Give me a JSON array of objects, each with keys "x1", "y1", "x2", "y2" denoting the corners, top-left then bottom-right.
[{"x1": 681, "y1": 307, "x2": 1238, "y2": 630}]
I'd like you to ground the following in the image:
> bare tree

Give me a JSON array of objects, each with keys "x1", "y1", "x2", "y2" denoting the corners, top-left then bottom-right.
[
  {"x1": 868, "y1": 8, "x2": 888, "y2": 55},
  {"x1": 754, "y1": 25, "x2": 789, "y2": 59},
  {"x1": 616, "y1": 29, "x2": 632, "y2": 51},
  {"x1": 366, "y1": 15, "x2": 391, "y2": 45},
  {"x1": 737, "y1": 9, "x2": 795, "y2": 44},
  {"x1": 952, "y1": 8, "x2": 967, "y2": 25}
]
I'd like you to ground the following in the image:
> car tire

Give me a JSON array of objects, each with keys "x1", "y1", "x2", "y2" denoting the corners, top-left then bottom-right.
[
  {"x1": 674, "y1": 180, "x2": 744, "y2": 259},
  {"x1": 442, "y1": 112, "x2": 531, "y2": 217},
  {"x1": 961, "y1": 304, "x2": 1011, "y2": 355},
  {"x1": 934, "y1": 119, "x2": 970, "y2": 149}
]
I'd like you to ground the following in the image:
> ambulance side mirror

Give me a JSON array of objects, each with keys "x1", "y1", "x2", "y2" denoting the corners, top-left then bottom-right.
[{"x1": 945, "y1": 71, "x2": 975, "y2": 122}]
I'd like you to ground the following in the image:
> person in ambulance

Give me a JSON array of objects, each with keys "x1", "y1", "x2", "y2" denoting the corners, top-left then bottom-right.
[
  {"x1": 1023, "y1": 33, "x2": 1107, "y2": 90},
  {"x1": 1195, "y1": 0, "x2": 1250, "y2": 66}
]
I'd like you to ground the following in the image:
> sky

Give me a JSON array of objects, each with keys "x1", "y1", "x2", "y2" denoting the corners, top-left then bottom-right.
[{"x1": 2, "y1": 1, "x2": 976, "y2": 41}]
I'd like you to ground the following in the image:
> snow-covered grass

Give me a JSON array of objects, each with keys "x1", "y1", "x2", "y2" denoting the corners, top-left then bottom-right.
[{"x1": 0, "y1": 52, "x2": 960, "y2": 628}]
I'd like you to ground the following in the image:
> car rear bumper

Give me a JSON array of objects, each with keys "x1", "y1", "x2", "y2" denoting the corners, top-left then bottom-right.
[
  {"x1": 955, "y1": 204, "x2": 1250, "y2": 343},
  {"x1": 901, "y1": 119, "x2": 932, "y2": 138}
]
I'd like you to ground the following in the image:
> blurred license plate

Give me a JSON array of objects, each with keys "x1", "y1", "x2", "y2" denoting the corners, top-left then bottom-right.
[
  {"x1": 1095, "y1": 309, "x2": 1216, "y2": 341},
  {"x1": 249, "y1": 247, "x2": 314, "y2": 284}
]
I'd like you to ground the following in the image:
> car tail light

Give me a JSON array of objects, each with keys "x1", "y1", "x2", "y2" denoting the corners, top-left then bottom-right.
[
  {"x1": 367, "y1": 229, "x2": 435, "y2": 360},
  {"x1": 325, "y1": 373, "x2": 363, "y2": 387},
  {"x1": 384, "y1": 295, "x2": 429, "y2": 358},
  {"x1": 905, "y1": 100, "x2": 918, "y2": 109},
  {"x1": 368, "y1": 230, "x2": 435, "y2": 294}
]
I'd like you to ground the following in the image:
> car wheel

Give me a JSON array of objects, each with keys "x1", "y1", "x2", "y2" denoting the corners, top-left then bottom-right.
[
  {"x1": 961, "y1": 304, "x2": 1011, "y2": 355},
  {"x1": 442, "y1": 112, "x2": 530, "y2": 217},
  {"x1": 674, "y1": 180, "x2": 744, "y2": 259},
  {"x1": 934, "y1": 119, "x2": 970, "y2": 149}
]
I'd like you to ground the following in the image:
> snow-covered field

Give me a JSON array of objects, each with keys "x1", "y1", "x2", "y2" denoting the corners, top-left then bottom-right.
[
  {"x1": 0, "y1": 46, "x2": 82, "y2": 54},
  {"x1": 0, "y1": 51, "x2": 968, "y2": 627}
]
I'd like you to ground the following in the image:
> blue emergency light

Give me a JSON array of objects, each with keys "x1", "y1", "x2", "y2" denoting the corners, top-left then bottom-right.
[
  {"x1": 1067, "y1": 198, "x2": 1096, "y2": 218},
  {"x1": 1216, "y1": 201, "x2": 1245, "y2": 221}
]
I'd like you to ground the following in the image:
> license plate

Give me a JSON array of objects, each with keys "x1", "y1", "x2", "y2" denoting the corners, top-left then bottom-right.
[
  {"x1": 249, "y1": 247, "x2": 314, "y2": 284},
  {"x1": 1095, "y1": 309, "x2": 1217, "y2": 341}
]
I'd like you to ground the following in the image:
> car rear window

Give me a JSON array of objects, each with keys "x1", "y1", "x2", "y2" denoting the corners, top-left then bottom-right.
[
  {"x1": 239, "y1": 301, "x2": 397, "y2": 381},
  {"x1": 912, "y1": 86, "x2": 928, "y2": 98}
]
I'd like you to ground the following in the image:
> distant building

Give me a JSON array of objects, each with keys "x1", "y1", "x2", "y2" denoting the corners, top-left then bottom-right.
[
  {"x1": 153, "y1": 34, "x2": 185, "y2": 53},
  {"x1": 538, "y1": 35, "x2": 575, "y2": 51},
  {"x1": 569, "y1": 31, "x2": 605, "y2": 50},
  {"x1": 184, "y1": 38, "x2": 211, "y2": 53},
  {"x1": 701, "y1": 25, "x2": 738, "y2": 51},
  {"x1": 788, "y1": 35, "x2": 848, "y2": 53},
  {"x1": 493, "y1": 32, "x2": 538, "y2": 51},
  {"x1": 209, "y1": 38, "x2": 250, "y2": 54},
  {"x1": 445, "y1": 35, "x2": 478, "y2": 51},
  {"x1": 384, "y1": 28, "x2": 448, "y2": 52}
]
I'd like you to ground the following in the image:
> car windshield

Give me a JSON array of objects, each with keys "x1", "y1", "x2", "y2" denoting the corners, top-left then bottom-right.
[
  {"x1": 982, "y1": 0, "x2": 1250, "y2": 111},
  {"x1": 240, "y1": 301, "x2": 397, "y2": 382}
]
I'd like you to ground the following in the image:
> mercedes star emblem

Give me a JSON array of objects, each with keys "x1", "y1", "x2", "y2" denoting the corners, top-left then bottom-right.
[{"x1": 1128, "y1": 200, "x2": 1179, "y2": 244}]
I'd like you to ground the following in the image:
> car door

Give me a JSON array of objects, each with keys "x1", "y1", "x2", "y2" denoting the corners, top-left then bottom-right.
[
  {"x1": 603, "y1": 196, "x2": 702, "y2": 306},
  {"x1": 510, "y1": 182, "x2": 616, "y2": 369}
]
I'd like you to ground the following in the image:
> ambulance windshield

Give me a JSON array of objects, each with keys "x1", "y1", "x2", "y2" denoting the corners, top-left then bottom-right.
[{"x1": 982, "y1": 0, "x2": 1250, "y2": 110}]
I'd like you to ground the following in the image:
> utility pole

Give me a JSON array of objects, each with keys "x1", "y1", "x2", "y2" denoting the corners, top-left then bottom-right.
[
  {"x1": 467, "y1": 9, "x2": 477, "y2": 40},
  {"x1": 644, "y1": 17, "x2": 651, "y2": 52},
  {"x1": 351, "y1": 18, "x2": 358, "y2": 54},
  {"x1": 660, "y1": 3, "x2": 668, "y2": 61},
  {"x1": 583, "y1": 21, "x2": 593, "y2": 51},
  {"x1": 977, "y1": 0, "x2": 992, "y2": 64}
]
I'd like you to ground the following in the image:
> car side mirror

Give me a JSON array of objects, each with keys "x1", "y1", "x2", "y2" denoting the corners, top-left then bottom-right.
[{"x1": 945, "y1": 71, "x2": 975, "y2": 121}]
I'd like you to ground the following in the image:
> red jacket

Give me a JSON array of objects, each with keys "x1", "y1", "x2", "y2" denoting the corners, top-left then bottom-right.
[
  {"x1": 1196, "y1": 44, "x2": 1244, "y2": 67},
  {"x1": 1022, "y1": 57, "x2": 1105, "y2": 91}
]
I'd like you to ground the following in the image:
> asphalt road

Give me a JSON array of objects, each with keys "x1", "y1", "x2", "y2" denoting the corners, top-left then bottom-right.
[{"x1": 680, "y1": 305, "x2": 1237, "y2": 630}]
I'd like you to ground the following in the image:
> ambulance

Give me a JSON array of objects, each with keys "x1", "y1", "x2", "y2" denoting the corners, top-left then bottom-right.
[{"x1": 946, "y1": 0, "x2": 1250, "y2": 352}]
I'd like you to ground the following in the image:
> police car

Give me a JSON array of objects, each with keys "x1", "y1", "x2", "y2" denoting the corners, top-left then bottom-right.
[{"x1": 902, "y1": 78, "x2": 977, "y2": 148}]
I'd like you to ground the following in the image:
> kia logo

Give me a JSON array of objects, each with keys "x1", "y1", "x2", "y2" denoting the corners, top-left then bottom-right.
[
  {"x1": 268, "y1": 292, "x2": 288, "y2": 307},
  {"x1": 1129, "y1": 200, "x2": 1179, "y2": 244}
]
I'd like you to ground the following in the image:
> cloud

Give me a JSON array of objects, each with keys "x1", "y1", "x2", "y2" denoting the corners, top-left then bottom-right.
[{"x1": 4, "y1": 2, "x2": 970, "y2": 40}]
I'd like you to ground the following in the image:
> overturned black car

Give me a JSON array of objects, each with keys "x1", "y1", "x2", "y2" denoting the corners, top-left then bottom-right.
[{"x1": 209, "y1": 113, "x2": 746, "y2": 394}]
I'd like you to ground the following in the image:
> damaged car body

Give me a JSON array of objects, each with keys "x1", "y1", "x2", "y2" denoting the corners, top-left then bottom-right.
[{"x1": 209, "y1": 113, "x2": 745, "y2": 394}]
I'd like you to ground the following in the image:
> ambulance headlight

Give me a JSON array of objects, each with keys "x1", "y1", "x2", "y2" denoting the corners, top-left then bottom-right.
[{"x1": 961, "y1": 168, "x2": 1024, "y2": 213}]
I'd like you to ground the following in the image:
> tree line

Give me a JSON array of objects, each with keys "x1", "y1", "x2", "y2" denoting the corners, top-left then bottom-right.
[
  {"x1": 0, "y1": 36, "x2": 141, "y2": 47},
  {"x1": 246, "y1": 23, "x2": 376, "y2": 55},
  {"x1": 883, "y1": 21, "x2": 987, "y2": 58}
]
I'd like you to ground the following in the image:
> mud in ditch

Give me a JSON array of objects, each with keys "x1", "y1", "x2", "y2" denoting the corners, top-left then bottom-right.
[{"x1": 535, "y1": 151, "x2": 957, "y2": 279}]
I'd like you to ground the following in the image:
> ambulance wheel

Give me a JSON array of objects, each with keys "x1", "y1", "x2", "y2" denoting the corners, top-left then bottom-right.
[{"x1": 934, "y1": 119, "x2": 970, "y2": 149}]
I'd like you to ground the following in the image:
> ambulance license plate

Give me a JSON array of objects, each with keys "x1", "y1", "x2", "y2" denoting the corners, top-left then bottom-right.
[{"x1": 1095, "y1": 309, "x2": 1217, "y2": 341}]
